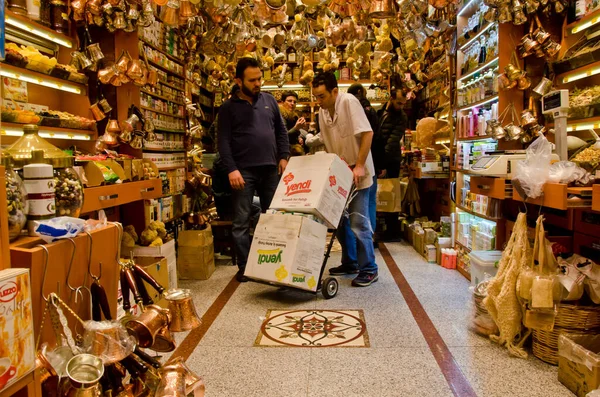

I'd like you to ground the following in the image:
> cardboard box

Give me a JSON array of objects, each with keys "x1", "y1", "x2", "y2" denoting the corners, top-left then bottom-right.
[
  {"x1": 558, "y1": 334, "x2": 600, "y2": 397},
  {"x1": 177, "y1": 227, "x2": 215, "y2": 280},
  {"x1": 131, "y1": 239, "x2": 177, "y2": 289},
  {"x1": 376, "y1": 178, "x2": 402, "y2": 213},
  {"x1": 435, "y1": 237, "x2": 453, "y2": 265},
  {"x1": 245, "y1": 213, "x2": 328, "y2": 291},
  {"x1": 0, "y1": 269, "x2": 35, "y2": 392},
  {"x1": 413, "y1": 229, "x2": 424, "y2": 256},
  {"x1": 424, "y1": 228, "x2": 437, "y2": 245},
  {"x1": 425, "y1": 244, "x2": 437, "y2": 263},
  {"x1": 269, "y1": 153, "x2": 353, "y2": 228}
]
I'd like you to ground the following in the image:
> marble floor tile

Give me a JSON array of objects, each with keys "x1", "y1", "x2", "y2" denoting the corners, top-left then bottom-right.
[{"x1": 306, "y1": 347, "x2": 454, "y2": 397}]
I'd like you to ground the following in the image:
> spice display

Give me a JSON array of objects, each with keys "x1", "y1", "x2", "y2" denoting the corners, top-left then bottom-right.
[{"x1": 53, "y1": 167, "x2": 84, "y2": 217}]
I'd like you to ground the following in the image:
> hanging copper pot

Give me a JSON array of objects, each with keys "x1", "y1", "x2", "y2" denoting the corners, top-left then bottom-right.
[
  {"x1": 90, "y1": 103, "x2": 106, "y2": 121},
  {"x1": 161, "y1": 0, "x2": 180, "y2": 26},
  {"x1": 125, "y1": 305, "x2": 170, "y2": 348},
  {"x1": 369, "y1": 0, "x2": 396, "y2": 17},
  {"x1": 156, "y1": 361, "x2": 186, "y2": 397},
  {"x1": 532, "y1": 77, "x2": 552, "y2": 96},
  {"x1": 150, "y1": 325, "x2": 176, "y2": 352},
  {"x1": 115, "y1": 50, "x2": 132, "y2": 73},
  {"x1": 165, "y1": 289, "x2": 202, "y2": 332},
  {"x1": 179, "y1": 0, "x2": 196, "y2": 19},
  {"x1": 126, "y1": 59, "x2": 144, "y2": 80},
  {"x1": 130, "y1": 131, "x2": 144, "y2": 149},
  {"x1": 98, "y1": 65, "x2": 117, "y2": 84},
  {"x1": 106, "y1": 119, "x2": 121, "y2": 133}
]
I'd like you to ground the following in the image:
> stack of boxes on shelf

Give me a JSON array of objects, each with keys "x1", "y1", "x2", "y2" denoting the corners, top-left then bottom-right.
[
  {"x1": 160, "y1": 168, "x2": 185, "y2": 195},
  {"x1": 456, "y1": 212, "x2": 496, "y2": 251},
  {"x1": 244, "y1": 153, "x2": 353, "y2": 291},
  {"x1": 456, "y1": 140, "x2": 497, "y2": 170}
]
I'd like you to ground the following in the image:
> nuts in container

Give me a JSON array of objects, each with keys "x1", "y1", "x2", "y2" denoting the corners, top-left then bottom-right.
[
  {"x1": 3, "y1": 155, "x2": 28, "y2": 241},
  {"x1": 53, "y1": 167, "x2": 84, "y2": 217}
]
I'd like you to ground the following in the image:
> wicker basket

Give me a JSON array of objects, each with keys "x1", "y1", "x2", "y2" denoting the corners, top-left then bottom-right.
[
  {"x1": 555, "y1": 303, "x2": 600, "y2": 330},
  {"x1": 533, "y1": 328, "x2": 599, "y2": 366}
]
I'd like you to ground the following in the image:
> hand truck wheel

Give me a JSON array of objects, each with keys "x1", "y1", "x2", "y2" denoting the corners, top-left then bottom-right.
[{"x1": 322, "y1": 277, "x2": 338, "y2": 299}]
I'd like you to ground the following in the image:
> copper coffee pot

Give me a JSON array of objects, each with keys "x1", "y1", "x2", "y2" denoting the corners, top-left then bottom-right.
[{"x1": 165, "y1": 289, "x2": 202, "y2": 332}]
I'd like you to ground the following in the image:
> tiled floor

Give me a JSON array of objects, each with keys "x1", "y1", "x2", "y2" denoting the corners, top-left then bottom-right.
[{"x1": 174, "y1": 242, "x2": 573, "y2": 397}]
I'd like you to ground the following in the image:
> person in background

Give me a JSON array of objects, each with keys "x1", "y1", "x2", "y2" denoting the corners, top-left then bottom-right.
[
  {"x1": 376, "y1": 87, "x2": 408, "y2": 240},
  {"x1": 279, "y1": 91, "x2": 307, "y2": 155},
  {"x1": 312, "y1": 72, "x2": 379, "y2": 287},
  {"x1": 304, "y1": 120, "x2": 325, "y2": 154},
  {"x1": 218, "y1": 58, "x2": 290, "y2": 282},
  {"x1": 347, "y1": 83, "x2": 378, "y2": 248}
]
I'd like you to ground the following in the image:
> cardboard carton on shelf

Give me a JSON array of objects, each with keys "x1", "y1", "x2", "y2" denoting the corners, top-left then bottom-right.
[
  {"x1": 0, "y1": 269, "x2": 35, "y2": 393},
  {"x1": 245, "y1": 213, "x2": 328, "y2": 292},
  {"x1": 269, "y1": 153, "x2": 353, "y2": 229},
  {"x1": 177, "y1": 226, "x2": 215, "y2": 280},
  {"x1": 128, "y1": 238, "x2": 177, "y2": 290}
]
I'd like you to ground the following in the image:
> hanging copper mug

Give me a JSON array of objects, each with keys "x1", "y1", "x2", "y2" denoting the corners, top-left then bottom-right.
[
  {"x1": 72, "y1": 51, "x2": 93, "y2": 70},
  {"x1": 115, "y1": 50, "x2": 132, "y2": 73},
  {"x1": 98, "y1": 65, "x2": 118, "y2": 85},
  {"x1": 98, "y1": 98, "x2": 112, "y2": 114},
  {"x1": 520, "y1": 109, "x2": 537, "y2": 128},
  {"x1": 82, "y1": 321, "x2": 134, "y2": 364},
  {"x1": 129, "y1": 131, "x2": 144, "y2": 149},
  {"x1": 517, "y1": 72, "x2": 532, "y2": 90},
  {"x1": 150, "y1": 325, "x2": 176, "y2": 352},
  {"x1": 125, "y1": 305, "x2": 169, "y2": 348},
  {"x1": 533, "y1": 77, "x2": 552, "y2": 96},
  {"x1": 165, "y1": 289, "x2": 202, "y2": 332},
  {"x1": 492, "y1": 123, "x2": 507, "y2": 140},
  {"x1": 505, "y1": 123, "x2": 524, "y2": 140},
  {"x1": 498, "y1": 5, "x2": 512, "y2": 22},
  {"x1": 369, "y1": 0, "x2": 396, "y2": 18},
  {"x1": 126, "y1": 60, "x2": 144, "y2": 80},
  {"x1": 106, "y1": 119, "x2": 121, "y2": 134},
  {"x1": 112, "y1": 11, "x2": 127, "y2": 29},
  {"x1": 87, "y1": 43, "x2": 105, "y2": 63},
  {"x1": 122, "y1": 114, "x2": 140, "y2": 132},
  {"x1": 504, "y1": 64, "x2": 522, "y2": 81},
  {"x1": 498, "y1": 73, "x2": 516, "y2": 90},
  {"x1": 542, "y1": 40, "x2": 561, "y2": 58},
  {"x1": 156, "y1": 361, "x2": 186, "y2": 397},
  {"x1": 90, "y1": 103, "x2": 106, "y2": 121}
]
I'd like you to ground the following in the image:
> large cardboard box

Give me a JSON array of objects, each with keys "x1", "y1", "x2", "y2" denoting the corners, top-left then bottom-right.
[
  {"x1": 269, "y1": 153, "x2": 353, "y2": 228},
  {"x1": 245, "y1": 214, "x2": 328, "y2": 291},
  {"x1": 131, "y1": 239, "x2": 177, "y2": 289},
  {"x1": 0, "y1": 269, "x2": 35, "y2": 392},
  {"x1": 558, "y1": 334, "x2": 600, "y2": 397},
  {"x1": 177, "y1": 227, "x2": 215, "y2": 280},
  {"x1": 376, "y1": 178, "x2": 402, "y2": 213}
]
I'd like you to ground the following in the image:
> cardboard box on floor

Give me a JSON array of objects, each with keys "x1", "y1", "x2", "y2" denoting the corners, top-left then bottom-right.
[
  {"x1": 130, "y1": 239, "x2": 177, "y2": 289},
  {"x1": 558, "y1": 334, "x2": 600, "y2": 397},
  {"x1": 177, "y1": 226, "x2": 215, "y2": 280},
  {"x1": 376, "y1": 178, "x2": 402, "y2": 213},
  {"x1": 269, "y1": 153, "x2": 353, "y2": 229},
  {"x1": 245, "y1": 213, "x2": 328, "y2": 291}
]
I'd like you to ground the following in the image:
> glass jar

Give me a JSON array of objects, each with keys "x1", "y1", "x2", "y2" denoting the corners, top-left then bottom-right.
[
  {"x1": 2, "y1": 153, "x2": 28, "y2": 241},
  {"x1": 53, "y1": 163, "x2": 83, "y2": 217}
]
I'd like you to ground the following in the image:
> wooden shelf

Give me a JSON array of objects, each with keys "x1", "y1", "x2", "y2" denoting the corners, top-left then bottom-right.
[
  {"x1": 0, "y1": 62, "x2": 87, "y2": 95},
  {"x1": 456, "y1": 204, "x2": 502, "y2": 222},
  {"x1": 143, "y1": 147, "x2": 186, "y2": 152},
  {"x1": 457, "y1": 265, "x2": 471, "y2": 281},
  {"x1": 511, "y1": 183, "x2": 593, "y2": 210},
  {"x1": 139, "y1": 38, "x2": 184, "y2": 65},
  {"x1": 457, "y1": 134, "x2": 495, "y2": 141},
  {"x1": 566, "y1": 8, "x2": 600, "y2": 33},
  {"x1": 5, "y1": 9, "x2": 74, "y2": 48},
  {"x1": 154, "y1": 128, "x2": 185, "y2": 134},
  {"x1": 458, "y1": 56, "x2": 500, "y2": 82},
  {"x1": 457, "y1": 95, "x2": 499, "y2": 112},
  {"x1": 594, "y1": 184, "x2": 600, "y2": 212},
  {"x1": 159, "y1": 192, "x2": 184, "y2": 199},
  {"x1": 455, "y1": 240, "x2": 471, "y2": 252},
  {"x1": 81, "y1": 178, "x2": 162, "y2": 214},
  {"x1": 141, "y1": 89, "x2": 185, "y2": 105},
  {"x1": 557, "y1": 59, "x2": 600, "y2": 84},
  {"x1": 140, "y1": 106, "x2": 185, "y2": 119},
  {"x1": 147, "y1": 59, "x2": 184, "y2": 78},
  {"x1": 157, "y1": 165, "x2": 186, "y2": 171},
  {"x1": 458, "y1": 22, "x2": 496, "y2": 52},
  {"x1": 1, "y1": 121, "x2": 96, "y2": 136},
  {"x1": 0, "y1": 369, "x2": 39, "y2": 397},
  {"x1": 159, "y1": 80, "x2": 185, "y2": 92}
]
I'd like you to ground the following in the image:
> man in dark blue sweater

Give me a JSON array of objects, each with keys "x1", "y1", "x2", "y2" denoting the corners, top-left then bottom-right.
[{"x1": 218, "y1": 58, "x2": 290, "y2": 282}]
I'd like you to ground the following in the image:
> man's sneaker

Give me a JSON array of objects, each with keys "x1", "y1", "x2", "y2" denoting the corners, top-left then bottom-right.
[
  {"x1": 352, "y1": 272, "x2": 379, "y2": 287},
  {"x1": 329, "y1": 265, "x2": 360, "y2": 275},
  {"x1": 236, "y1": 270, "x2": 248, "y2": 283}
]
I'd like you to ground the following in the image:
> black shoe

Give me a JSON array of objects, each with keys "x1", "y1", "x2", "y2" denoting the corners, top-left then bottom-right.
[
  {"x1": 329, "y1": 265, "x2": 360, "y2": 275},
  {"x1": 373, "y1": 241, "x2": 379, "y2": 250},
  {"x1": 236, "y1": 270, "x2": 248, "y2": 283},
  {"x1": 352, "y1": 272, "x2": 379, "y2": 287}
]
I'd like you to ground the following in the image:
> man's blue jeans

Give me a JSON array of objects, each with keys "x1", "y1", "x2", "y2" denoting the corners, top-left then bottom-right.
[
  {"x1": 337, "y1": 177, "x2": 378, "y2": 274},
  {"x1": 231, "y1": 165, "x2": 279, "y2": 271}
]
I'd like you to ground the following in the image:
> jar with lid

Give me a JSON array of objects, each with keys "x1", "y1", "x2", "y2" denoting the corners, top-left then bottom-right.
[
  {"x1": 1, "y1": 153, "x2": 28, "y2": 241},
  {"x1": 6, "y1": 124, "x2": 84, "y2": 220},
  {"x1": 23, "y1": 150, "x2": 55, "y2": 236}
]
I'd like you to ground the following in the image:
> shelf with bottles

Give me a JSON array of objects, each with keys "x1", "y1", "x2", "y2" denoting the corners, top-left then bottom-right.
[
  {"x1": 140, "y1": 93, "x2": 185, "y2": 118},
  {"x1": 141, "y1": 88, "x2": 184, "y2": 106},
  {"x1": 142, "y1": 109, "x2": 186, "y2": 132},
  {"x1": 457, "y1": 100, "x2": 499, "y2": 139},
  {"x1": 455, "y1": 139, "x2": 498, "y2": 170},
  {"x1": 158, "y1": 79, "x2": 185, "y2": 92},
  {"x1": 143, "y1": 151, "x2": 186, "y2": 170},
  {"x1": 138, "y1": 22, "x2": 184, "y2": 64}
]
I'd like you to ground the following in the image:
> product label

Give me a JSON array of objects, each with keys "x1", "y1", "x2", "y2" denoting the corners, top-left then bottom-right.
[
  {"x1": 24, "y1": 179, "x2": 55, "y2": 216},
  {"x1": 257, "y1": 248, "x2": 282, "y2": 265}
]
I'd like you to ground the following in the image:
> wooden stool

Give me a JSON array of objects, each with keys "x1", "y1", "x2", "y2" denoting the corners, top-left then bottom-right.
[{"x1": 210, "y1": 220, "x2": 236, "y2": 267}]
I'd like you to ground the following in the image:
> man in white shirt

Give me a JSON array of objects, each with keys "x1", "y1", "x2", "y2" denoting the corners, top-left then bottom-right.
[{"x1": 312, "y1": 72, "x2": 379, "y2": 287}]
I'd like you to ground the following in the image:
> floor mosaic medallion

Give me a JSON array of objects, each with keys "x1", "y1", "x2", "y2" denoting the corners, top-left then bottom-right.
[{"x1": 255, "y1": 309, "x2": 369, "y2": 348}]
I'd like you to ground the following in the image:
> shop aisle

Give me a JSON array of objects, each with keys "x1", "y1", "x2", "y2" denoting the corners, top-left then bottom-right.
[{"x1": 169, "y1": 242, "x2": 572, "y2": 397}]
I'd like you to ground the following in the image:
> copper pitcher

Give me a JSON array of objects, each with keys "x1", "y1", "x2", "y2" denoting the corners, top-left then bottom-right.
[
  {"x1": 156, "y1": 361, "x2": 186, "y2": 397},
  {"x1": 61, "y1": 354, "x2": 104, "y2": 397},
  {"x1": 369, "y1": 0, "x2": 396, "y2": 18},
  {"x1": 165, "y1": 289, "x2": 202, "y2": 332}
]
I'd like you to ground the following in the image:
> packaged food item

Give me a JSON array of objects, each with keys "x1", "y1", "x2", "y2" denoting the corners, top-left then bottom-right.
[{"x1": 95, "y1": 162, "x2": 120, "y2": 183}]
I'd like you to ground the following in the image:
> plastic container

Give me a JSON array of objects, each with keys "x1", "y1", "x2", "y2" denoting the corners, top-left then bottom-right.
[
  {"x1": 2, "y1": 153, "x2": 28, "y2": 241},
  {"x1": 469, "y1": 250, "x2": 502, "y2": 287}
]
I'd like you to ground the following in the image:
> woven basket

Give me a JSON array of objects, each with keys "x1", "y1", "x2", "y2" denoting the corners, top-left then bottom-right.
[
  {"x1": 554, "y1": 303, "x2": 600, "y2": 330},
  {"x1": 532, "y1": 328, "x2": 599, "y2": 366}
]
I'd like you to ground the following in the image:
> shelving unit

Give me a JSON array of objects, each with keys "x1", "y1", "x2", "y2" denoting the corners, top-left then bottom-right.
[
  {"x1": 594, "y1": 185, "x2": 600, "y2": 212},
  {"x1": 141, "y1": 89, "x2": 185, "y2": 105},
  {"x1": 456, "y1": 204, "x2": 502, "y2": 222},
  {"x1": 0, "y1": 62, "x2": 87, "y2": 95},
  {"x1": 140, "y1": 106, "x2": 185, "y2": 119}
]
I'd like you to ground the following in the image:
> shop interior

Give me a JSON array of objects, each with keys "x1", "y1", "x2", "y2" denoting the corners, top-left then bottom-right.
[{"x1": 1, "y1": 0, "x2": 600, "y2": 395}]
